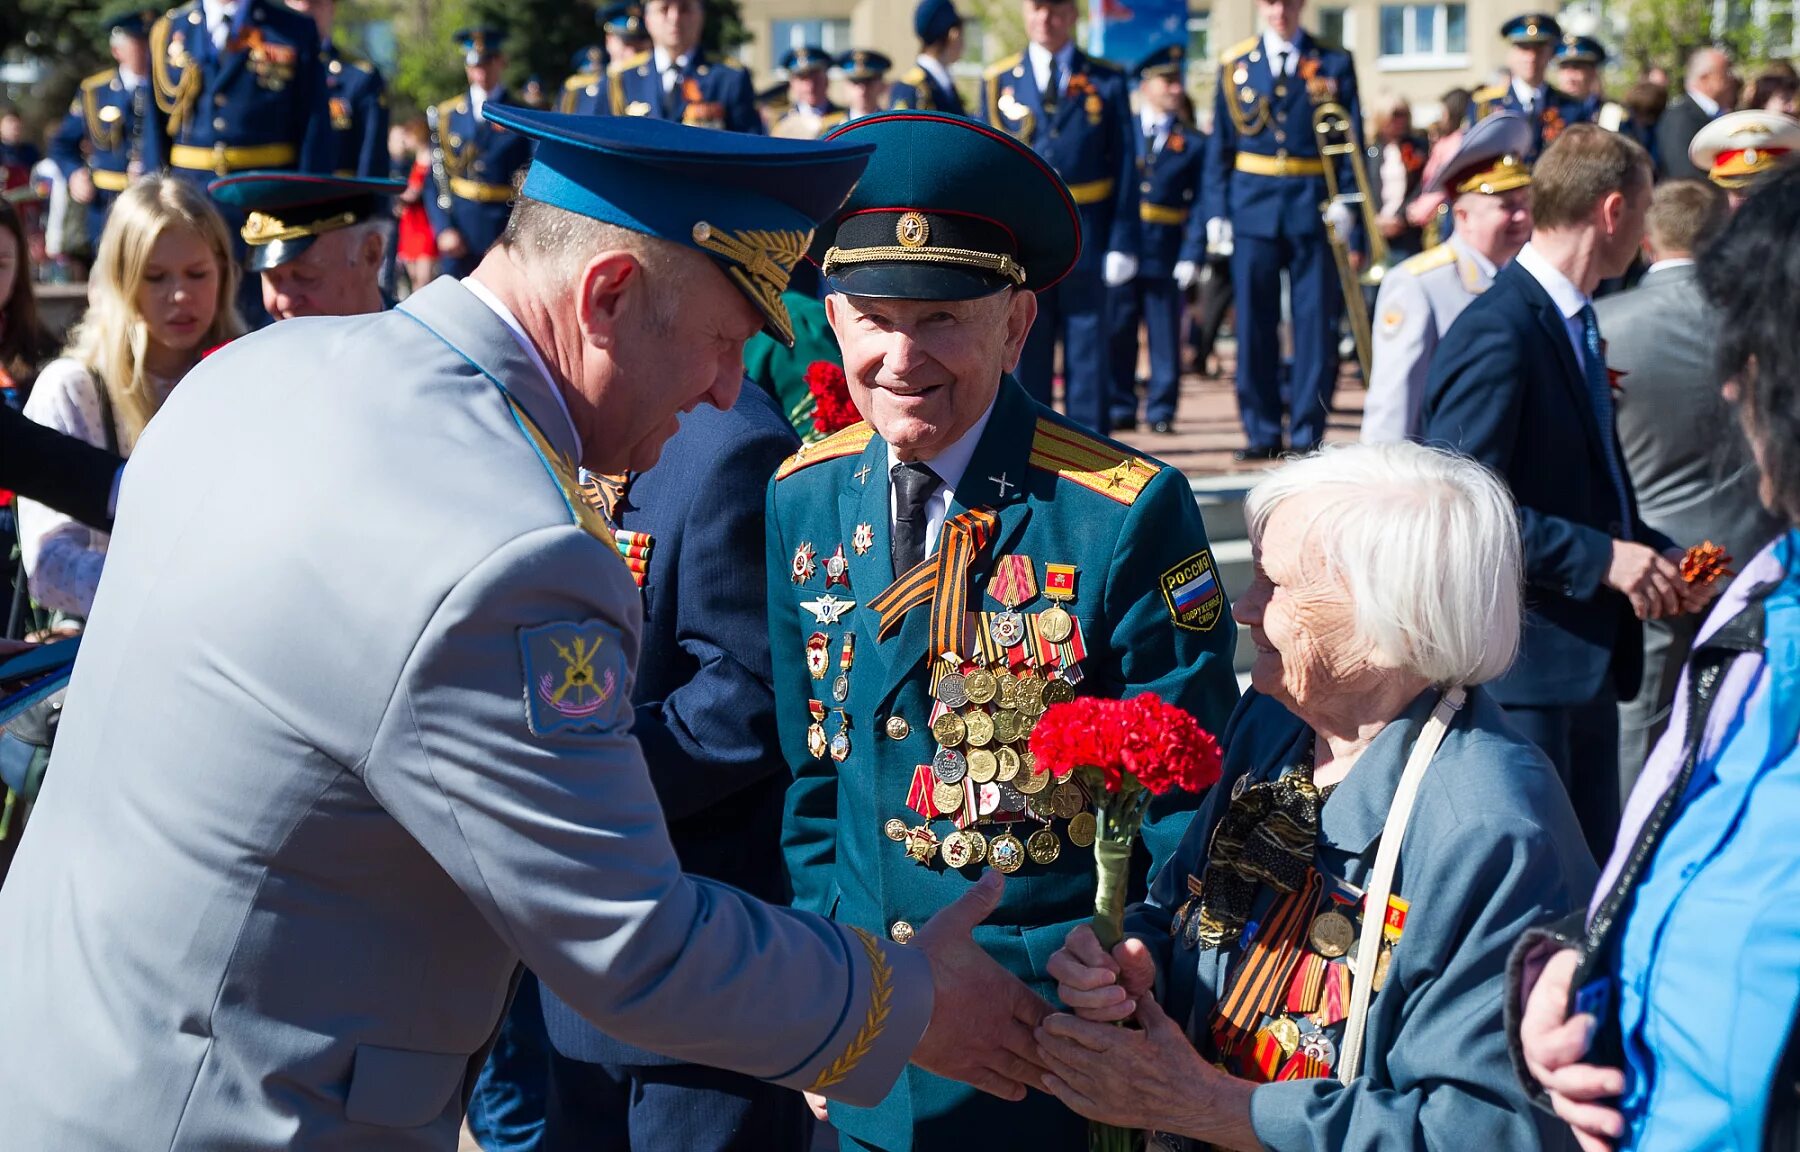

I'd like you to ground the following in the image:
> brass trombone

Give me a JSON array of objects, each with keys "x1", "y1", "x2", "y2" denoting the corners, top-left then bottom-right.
[{"x1": 1311, "y1": 102, "x2": 1388, "y2": 383}]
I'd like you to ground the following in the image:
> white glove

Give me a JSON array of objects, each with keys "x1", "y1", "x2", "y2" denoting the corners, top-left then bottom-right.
[
  {"x1": 1206, "y1": 217, "x2": 1234, "y2": 257},
  {"x1": 1173, "y1": 260, "x2": 1198, "y2": 290},
  {"x1": 1324, "y1": 198, "x2": 1357, "y2": 238},
  {"x1": 1102, "y1": 250, "x2": 1138, "y2": 287}
]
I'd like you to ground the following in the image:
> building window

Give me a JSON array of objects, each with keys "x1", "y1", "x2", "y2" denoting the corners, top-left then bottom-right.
[
  {"x1": 1748, "y1": 0, "x2": 1799, "y2": 53},
  {"x1": 1186, "y1": 10, "x2": 1212, "y2": 67},
  {"x1": 769, "y1": 18, "x2": 853, "y2": 62},
  {"x1": 1377, "y1": 3, "x2": 1469, "y2": 68},
  {"x1": 953, "y1": 17, "x2": 989, "y2": 75},
  {"x1": 1317, "y1": 7, "x2": 1351, "y2": 49}
]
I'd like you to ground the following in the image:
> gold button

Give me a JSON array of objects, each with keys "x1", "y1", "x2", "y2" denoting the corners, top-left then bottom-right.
[
  {"x1": 1276, "y1": 148, "x2": 1289, "y2": 160},
  {"x1": 215, "y1": 94, "x2": 228, "y2": 107},
  {"x1": 1274, "y1": 130, "x2": 1287, "y2": 143},
  {"x1": 890, "y1": 921, "x2": 915, "y2": 944},
  {"x1": 213, "y1": 117, "x2": 227, "y2": 131},
  {"x1": 885, "y1": 715, "x2": 911, "y2": 740}
]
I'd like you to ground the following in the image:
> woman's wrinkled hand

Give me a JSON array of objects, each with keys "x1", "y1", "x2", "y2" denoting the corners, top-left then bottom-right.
[
  {"x1": 1035, "y1": 994, "x2": 1217, "y2": 1134},
  {"x1": 1046, "y1": 925, "x2": 1156, "y2": 1023},
  {"x1": 1520, "y1": 948, "x2": 1626, "y2": 1152}
]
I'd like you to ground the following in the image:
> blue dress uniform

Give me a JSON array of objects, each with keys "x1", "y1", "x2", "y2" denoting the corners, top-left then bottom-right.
[
  {"x1": 979, "y1": 46, "x2": 1138, "y2": 433},
  {"x1": 1108, "y1": 45, "x2": 1206, "y2": 432},
  {"x1": 773, "y1": 47, "x2": 848, "y2": 138},
  {"x1": 560, "y1": 46, "x2": 609, "y2": 116},
  {"x1": 607, "y1": 48, "x2": 763, "y2": 133},
  {"x1": 783, "y1": 111, "x2": 1240, "y2": 1152},
  {"x1": 889, "y1": 0, "x2": 966, "y2": 115},
  {"x1": 320, "y1": 39, "x2": 387, "y2": 176},
  {"x1": 424, "y1": 31, "x2": 533, "y2": 280},
  {"x1": 1202, "y1": 30, "x2": 1362, "y2": 455},
  {"x1": 1467, "y1": 14, "x2": 1589, "y2": 161},
  {"x1": 49, "y1": 13, "x2": 157, "y2": 251}
]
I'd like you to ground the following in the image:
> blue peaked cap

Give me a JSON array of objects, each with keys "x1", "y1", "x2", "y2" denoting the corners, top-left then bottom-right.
[
  {"x1": 915, "y1": 0, "x2": 962, "y2": 44},
  {"x1": 479, "y1": 105, "x2": 875, "y2": 347}
]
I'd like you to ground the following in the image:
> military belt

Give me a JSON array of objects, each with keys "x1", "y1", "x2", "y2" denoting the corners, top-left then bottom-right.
[
  {"x1": 449, "y1": 177, "x2": 515, "y2": 203},
  {"x1": 1234, "y1": 154, "x2": 1326, "y2": 177},
  {"x1": 1140, "y1": 203, "x2": 1189, "y2": 226},
  {"x1": 170, "y1": 142, "x2": 298, "y2": 176},
  {"x1": 91, "y1": 168, "x2": 131, "y2": 193},
  {"x1": 1066, "y1": 177, "x2": 1116, "y2": 205}
]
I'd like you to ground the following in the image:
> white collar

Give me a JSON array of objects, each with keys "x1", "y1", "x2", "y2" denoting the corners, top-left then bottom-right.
[
  {"x1": 469, "y1": 84, "x2": 490, "y2": 105},
  {"x1": 1027, "y1": 41, "x2": 1074, "y2": 73},
  {"x1": 1511, "y1": 77, "x2": 1544, "y2": 107},
  {"x1": 118, "y1": 66, "x2": 146, "y2": 88},
  {"x1": 1687, "y1": 87, "x2": 1720, "y2": 117},
  {"x1": 1451, "y1": 231, "x2": 1499, "y2": 278},
  {"x1": 1140, "y1": 106, "x2": 1171, "y2": 135},
  {"x1": 915, "y1": 53, "x2": 952, "y2": 88},
  {"x1": 1262, "y1": 30, "x2": 1300, "y2": 64},
  {"x1": 1515, "y1": 241, "x2": 1588, "y2": 320},
  {"x1": 654, "y1": 46, "x2": 693, "y2": 73},
  {"x1": 202, "y1": 0, "x2": 237, "y2": 27},
  {"x1": 884, "y1": 392, "x2": 997, "y2": 500},
  {"x1": 461, "y1": 277, "x2": 583, "y2": 459},
  {"x1": 1646, "y1": 257, "x2": 1696, "y2": 275}
]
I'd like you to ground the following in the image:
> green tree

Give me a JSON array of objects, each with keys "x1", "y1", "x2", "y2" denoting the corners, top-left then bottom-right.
[
  {"x1": 1616, "y1": 0, "x2": 1782, "y2": 74},
  {"x1": 2, "y1": 0, "x2": 111, "y2": 128}
]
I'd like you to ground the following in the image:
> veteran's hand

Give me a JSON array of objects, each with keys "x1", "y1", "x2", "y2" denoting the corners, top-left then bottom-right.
[
  {"x1": 1607, "y1": 540, "x2": 1684, "y2": 620},
  {"x1": 911, "y1": 871, "x2": 1053, "y2": 1101},
  {"x1": 1665, "y1": 547, "x2": 1722, "y2": 615},
  {"x1": 802, "y1": 1091, "x2": 829, "y2": 1122},
  {"x1": 1047, "y1": 925, "x2": 1156, "y2": 1022},
  {"x1": 1036, "y1": 998, "x2": 1259, "y2": 1150},
  {"x1": 1520, "y1": 948, "x2": 1625, "y2": 1152},
  {"x1": 436, "y1": 228, "x2": 468, "y2": 258}
]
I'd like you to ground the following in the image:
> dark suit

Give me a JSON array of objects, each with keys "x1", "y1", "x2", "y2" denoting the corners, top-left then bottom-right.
[
  {"x1": 887, "y1": 62, "x2": 964, "y2": 116},
  {"x1": 469, "y1": 385, "x2": 809, "y2": 1152},
  {"x1": 1595, "y1": 262, "x2": 1783, "y2": 788},
  {"x1": 1655, "y1": 96, "x2": 1715, "y2": 182},
  {"x1": 0, "y1": 405, "x2": 120, "y2": 532},
  {"x1": 1421, "y1": 258, "x2": 1672, "y2": 857}
]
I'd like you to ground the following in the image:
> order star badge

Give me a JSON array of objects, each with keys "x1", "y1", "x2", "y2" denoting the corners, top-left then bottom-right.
[
  {"x1": 852, "y1": 523, "x2": 875, "y2": 556},
  {"x1": 792, "y1": 541, "x2": 818, "y2": 584},
  {"x1": 801, "y1": 593, "x2": 857, "y2": 625}
]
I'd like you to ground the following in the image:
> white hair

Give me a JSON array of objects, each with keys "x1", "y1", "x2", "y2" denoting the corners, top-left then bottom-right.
[{"x1": 1244, "y1": 442, "x2": 1523, "y2": 687}]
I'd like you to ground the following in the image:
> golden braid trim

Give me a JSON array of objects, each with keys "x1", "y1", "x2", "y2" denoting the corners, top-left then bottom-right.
[{"x1": 808, "y1": 926, "x2": 894, "y2": 1093}]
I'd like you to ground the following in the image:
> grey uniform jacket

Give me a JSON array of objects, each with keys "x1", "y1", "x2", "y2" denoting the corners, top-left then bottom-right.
[
  {"x1": 1596, "y1": 262, "x2": 1783, "y2": 565},
  {"x1": 1361, "y1": 233, "x2": 1494, "y2": 444},
  {"x1": 0, "y1": 278, "x2": 927, "y2": 1151}
]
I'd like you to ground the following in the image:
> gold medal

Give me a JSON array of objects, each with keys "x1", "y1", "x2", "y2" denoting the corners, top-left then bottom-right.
[
  {"x1": 964, "y1": 669, "x2": 998, "y2": 705},
  {"x1": 992, "y1": 709, "x2": 1021, "y2": 745},
  {"x1": 903, "y1": 825, "x2": 939, "y2": 863},
  {"x1": 1372, "y1": 944, "x2": 1393, "y2": 992},
  {"x1": 1268, "y1": 1016, "x2": 1302, "y2": 1058},
  {"x1": 935, "y1": 672, "x2": 970, "y2": 708},
  {"x1": 941, "y1": 830, "x2": 974, "y2": 868},
  {"x1": 1026, "y1": 792, "x2": 1056, "y2": 821},
  {"x1": 1017, "y1": 766, "x2": 1049, "y2": 795},
  {"x1": 1015, "y1": 672, "x2": 1046, "y2": 708},
  {"x1": 964, "y1": 710, "x2": 995, "y2": 748},
  {"x1": 932, "y1": 712, "x2": 968, "y2": 747},
  {"x1": 1037, "y1": 604, "x2": 1073, "y2": 644},
  {"x1": 995, "y1": 675, "x2": 1019, "y2": 710},
  {"x1": 965, "y1": 829, "x2": 988, "y2": 864},
  {"x1": 996, "y1": 745, "x2": 1022, "y2": 782},
  {"x1": 933, "y1": 778, "x2": 967, "y2": 815},
  {"x1": 1308, "y1": 911, "x2": 1356, "y2": 959},
  {"x1": 1051, "y1": 781, "x2": 1084, "y2": 819},
  {"x1": 884, "y1": 817, "x2": 908, "y2": 842},
  {"x1": 1043, "y1": 678, "x2": 1076, "y2": 705},
  {"x1": 967, "y1": 748, "x2": 998, "y2": 783},
  {"x1": 807, "y1": 724, "x2": 827, "y2": 760},
  {"x1": 989, "y1": 832, "x2": 1025, "y2": 873},
  {"x1": 1026, "y1": 828, "x2": 1061, "y2": 864},
  {"x1": 1067, "y1": 811, "x2": 1097, "y2": 847}
]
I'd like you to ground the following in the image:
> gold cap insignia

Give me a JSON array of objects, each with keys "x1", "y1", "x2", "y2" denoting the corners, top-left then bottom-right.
[
  {"x1": 897, "y1": 211, "x2": 930, "y2": 248},
  {"x1": 241, "y1": 209, "x2": 359, "y2": 246},
  {"x1": 689, "y1": 220, "x2": 812, "y2": 345}
]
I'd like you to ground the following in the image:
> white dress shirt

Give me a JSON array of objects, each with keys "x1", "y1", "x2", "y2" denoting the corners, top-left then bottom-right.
[
  {"x1": 915, "y1": 54, "x2": 953, "y2": 93},
  {"x1": 886, "y1": 396, "x2": 996, "y2": 557},
  {"x1": 1686, "y1": 86, "x2": 1721, "y2": 117},
  {"x1": 655, "y1": 46, "x2": 693, "y2": 93},
  {"x1": 1262, "y1": 31, "x2": 1299, "y2": 75},
  {"x1": 462, "y1": 278, "x2": 584, "y2": 459},
  {"x1": 1514, "y1": 242, "x2": 1593, "y2": 373},
  {"x1": 1027, "y1": 42, "x2": 1074, "y2": 98},
  {"x1": 1645, "y1": 257, "x2": 1697, "y2": 276},
  {"x1": 1140, "y1": 107, "x2": 1172, "y2": 152},
  {"x1": 469, "y1": 84, "x2": 490, "y2": 120},
  {"x1": 202, "y1": 0, "x2": 237, "y2": 49},
  {"x1": 1511, "y1": 78, "x2": 1547, "y2": 113}
]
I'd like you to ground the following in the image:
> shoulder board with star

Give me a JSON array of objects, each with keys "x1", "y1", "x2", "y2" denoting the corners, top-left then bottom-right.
[
  {"x1": 775, "y1": 422, "x2": 875, "y2": 481},
  {"x1": 436, "y1": 94, "x2": 466, "y2": 117},
  {"x1": 81, "y1": 67, "x2": 119, "y2": 94},
  {"x1": 1399, "y1": 243, "x2": 1457, "y2": 276},
  {"x1": 901, "y1": 66, "x2": 928, "y2": 86},
  {"x1": 1471, "y1": 84, "x2": 1506, "y2": 105},
  {"x1": 610, "y1": 50, "x2": 651, "y2": 77},
  {"x1": 1027, "y1": 417, "x2": 1156, "y2": 506},
  {"x1": 985, "y1": 52, "x2": 1023, "y2": 80},
  {"x1": 1222, "y1": 36, "x2": 1260, "y2": 63},
  {"x1": 565, "y1": 71, "x2": 599, "y2": 91}
]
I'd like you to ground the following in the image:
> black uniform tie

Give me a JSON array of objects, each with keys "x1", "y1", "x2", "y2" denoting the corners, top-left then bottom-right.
[{"x1": 890, "y1": 462, "x2": 942, "y2": 577}]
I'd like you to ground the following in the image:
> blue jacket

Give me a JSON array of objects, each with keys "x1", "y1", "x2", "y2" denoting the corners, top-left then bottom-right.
[
  {"x1": 1202, "y1": 31, "x2": 1362, "y2": 242},
  {"x1": 887, "y1": 63, "x2": 965, "y2": 116},
  {"x1": 539, "y1": 384, "x2": 800, "y2": 1068},
  {"x1": 770, "y1": 376, "x2": 1239, "y2": 1151},
  {"x1": 1132, "y1": 688, "x2": 1592, "y2": 1151},
  {"x1": 978, "y1": 48, "x2": 1139, "y2": 269},
  {"x1": 144, "y1": 0, "x2": 333, "y2": 179},
  {"x1": 606, "y1": 50, "x2": 764, "y2": 133},
  {"x1": 1421, "y1": 260, "x2": 1675, "y2": 707},
  {"x1": 321, "y1": 42, "x2": 387, "y2": 177},
  {"x1": 50, "y1": 69, "x2": 152, "y2": 196},
  {"x1": 1468, "y1": 82, "x2": 1592, "y2": 162},
  {"x1": 423, "y1": 89, "x2": 533, "y2": 258},
  {"x1": 1132, "y1": 116, "x2": 1206, "y2": 276},
  {"x1": 557, "y1": 68, "x2": 607, "y2": 116}
]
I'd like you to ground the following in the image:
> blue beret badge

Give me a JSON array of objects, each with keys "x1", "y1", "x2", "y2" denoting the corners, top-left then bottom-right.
[{"x1": 520, "y1": 621, "x2": 626, "y2": 735}]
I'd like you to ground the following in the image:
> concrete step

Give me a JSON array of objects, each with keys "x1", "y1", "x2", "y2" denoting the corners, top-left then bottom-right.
[{"x1": 1190, "y1": 473, "x2": 1255, "y2": 544}]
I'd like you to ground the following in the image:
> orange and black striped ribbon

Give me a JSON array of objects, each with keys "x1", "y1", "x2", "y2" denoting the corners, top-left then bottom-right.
[
  {"x1": 868, "y1": 508, "x2": 998, "y2": 661},
  {"x1": 1214, "y1": 869, "x2": 1323, "y2": 1039}
]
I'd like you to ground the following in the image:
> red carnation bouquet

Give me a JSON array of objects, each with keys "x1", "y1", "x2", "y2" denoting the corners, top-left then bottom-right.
[{"x1": 806, "y1": 361, "x2": 859, "y2": 438}]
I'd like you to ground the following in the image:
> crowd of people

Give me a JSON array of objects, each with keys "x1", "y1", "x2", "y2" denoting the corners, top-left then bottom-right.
[{"x1": 1, "y1": 1, "x2": 1799, "y2": 1151}]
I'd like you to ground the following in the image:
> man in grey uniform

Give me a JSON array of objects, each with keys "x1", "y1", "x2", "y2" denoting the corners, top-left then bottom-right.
[
  {"x1": 1362, "y1": 111, "x2": 1535, "y2": 444},
  {"x1": 0, "y1": 108, "x2": 1047, "y2": 1150}
]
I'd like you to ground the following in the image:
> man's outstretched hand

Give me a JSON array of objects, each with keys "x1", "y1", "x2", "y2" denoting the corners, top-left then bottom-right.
[{"x1": 909, "y1": 871, "x2": 1053, "y2": 1101}]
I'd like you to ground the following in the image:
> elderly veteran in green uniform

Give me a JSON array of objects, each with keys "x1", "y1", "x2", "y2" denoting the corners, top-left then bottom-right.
[
  {"x1": 0, "y1": 109, "x2": 1054, "y2": 1150},
  {"x1": 770, "y1": 110, "x2": 1241, "y2": 1152},
  {"x1": 209, "y1": 169, "x2": 401, "y2": 319},
  {"x1": 1361, "y1": 111, "x2": 1533, "y2": 444},
  {"x1": 1039, "y1": 442, "x2": 1596, "y2": 1151}
]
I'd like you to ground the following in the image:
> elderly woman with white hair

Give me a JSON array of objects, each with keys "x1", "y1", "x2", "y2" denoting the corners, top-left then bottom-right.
[{"x1": 1037, "y1": 442, "x2": 1596, "y2": 1151}]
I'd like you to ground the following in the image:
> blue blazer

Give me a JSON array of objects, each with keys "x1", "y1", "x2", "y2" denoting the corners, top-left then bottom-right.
[
  {"x1": 539, "y1": 384, "x2": 800, "y2": 1067},
  {"x1": 321, "y1": 43, "x2": 387, "y2": 177},
  {"x1": 887, "y1": 63, "x2": 965, "y2": 116},
  {"x1": 606, "y1": 50, "x2": 764, "y2": 134},
  {"x1": 979, "y1": 49, "x2": 1139, "y2": 269},
  {"x1": 423, "y1": 89, "x2": 534, "y2": 258},
  {"x1": 1133, "y1": 118, "x2": 1206, "y2": 276},
  {"x1": 1421, "y1": 261, "x2": 1674, "y2": 707},
  {"x1": 1468, "y1": 83, "x2": 1592, "y2": 162},
  {"x1": 1201, "y1": 31, "x2": 1361, "y2": 243}
]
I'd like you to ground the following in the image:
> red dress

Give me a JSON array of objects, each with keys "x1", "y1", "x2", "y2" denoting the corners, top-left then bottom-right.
[{"x1": 397, "y1": 156, "x2": 436, "y2": 262}]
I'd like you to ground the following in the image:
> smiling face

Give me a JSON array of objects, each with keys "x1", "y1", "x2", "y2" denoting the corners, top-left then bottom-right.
[
  {"x1": 135, "y1": 223, "x2": 220, "y2": 356},
  {"x1": 826, "y1": 289, "x2": 1035, "y2": 461}
]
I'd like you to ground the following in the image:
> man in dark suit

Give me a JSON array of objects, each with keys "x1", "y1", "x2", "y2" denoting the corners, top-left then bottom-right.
[
  {"x1": 467, "y1": 383, "x2": 810, "y2": 1152},
  {"x1": 0, "y1": 406, "x2": 121, "y2": 532},
  {"x1": 1596, "y1": 179, "x2": 1783, "y2": 790},
  {"x1": 1422, "y1": 124, "x2": 1714, "y2": 858},
  {"x1": 1656, "y1": 46, "x2": 1738, "y2": 182}
]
